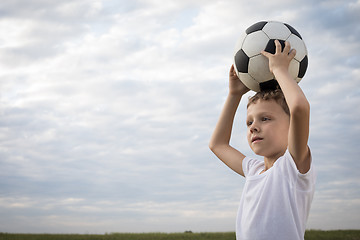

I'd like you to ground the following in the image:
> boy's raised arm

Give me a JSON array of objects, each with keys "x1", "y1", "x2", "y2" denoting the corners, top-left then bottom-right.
[
  {"x1": 262, "y1": 40, "x2": 311, "y2": 174},
  {"x1": 209, "y1": 65, "x2": 249, "y2": 177}
]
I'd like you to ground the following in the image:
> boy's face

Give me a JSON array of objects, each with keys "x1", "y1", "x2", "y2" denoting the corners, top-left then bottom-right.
[{"x1": 246, "y1": 99, "x2": 290, "y2": 160}]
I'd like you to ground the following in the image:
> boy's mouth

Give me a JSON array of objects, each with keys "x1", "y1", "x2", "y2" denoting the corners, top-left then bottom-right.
[{"x1": 251, "y1": 136, "x2": 263, "y2": 143}]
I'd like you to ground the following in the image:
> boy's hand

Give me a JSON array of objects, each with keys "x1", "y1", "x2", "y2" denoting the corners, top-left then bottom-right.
[
  {"x1": 229, "y1": 64, "x2": 249, "y2": 95},
  {"x1": 261, "y1": 40, "x2": 296, "y2": 75}
]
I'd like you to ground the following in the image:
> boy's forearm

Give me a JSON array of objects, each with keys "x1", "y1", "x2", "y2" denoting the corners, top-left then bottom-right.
[
  {"x1": 274, "y1": 68, "x2": 311, "y2": 172},
  {"x1": 273, "y1": 69, "x2": 310, "y2": 112},
  {"x1": 209, "y1": 93, "x2": 242, "y2": 149}
]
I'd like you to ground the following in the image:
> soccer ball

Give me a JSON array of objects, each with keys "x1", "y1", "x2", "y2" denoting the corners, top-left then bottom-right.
[{"x1": 233, "y1": 21, "x2": 308, "y2": 92}]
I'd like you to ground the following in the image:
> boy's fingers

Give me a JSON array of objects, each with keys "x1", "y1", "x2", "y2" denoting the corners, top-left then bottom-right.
[
  {"x1": 284, "y1": 41, "x2": 291, "y2": 53},
  {"x1": 289, "y1": 49, "x2": 296, "y2": 59},
  {"x1": 275, "y1": 40, "x2": 281, "y2": 54},
  {"x1": 229, "y1": 64, "x2": 236, "y2": 77},
  {"x1": 261, "y1": 50, "x2": 270, "y2": 58}
]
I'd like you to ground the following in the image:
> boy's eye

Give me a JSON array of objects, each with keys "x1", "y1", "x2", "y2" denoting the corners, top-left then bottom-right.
[
  {"x1": 247, "y1": 121, "x2": 253, "y2": 126},
  {"x1": 262, "y1": 117, "x2": 270, "y2": 121}
]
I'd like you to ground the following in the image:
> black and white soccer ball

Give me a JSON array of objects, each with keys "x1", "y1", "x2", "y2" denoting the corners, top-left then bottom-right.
[{"x1": 233, "y1": 21, "x2": 308, "y2": 92}]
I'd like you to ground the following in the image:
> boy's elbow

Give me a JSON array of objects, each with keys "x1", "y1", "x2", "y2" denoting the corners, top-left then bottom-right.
[
  {"x1": 209, "y1": 141, "x2": 222, "y2": 153},
  {"x1": 209, "y1": 141, "x2": 216, "y2": 152}
]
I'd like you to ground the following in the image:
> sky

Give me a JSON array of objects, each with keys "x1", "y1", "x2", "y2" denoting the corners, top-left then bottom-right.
[{"x1": 0, "y1": 0, "x2": 359, "y2": 234}]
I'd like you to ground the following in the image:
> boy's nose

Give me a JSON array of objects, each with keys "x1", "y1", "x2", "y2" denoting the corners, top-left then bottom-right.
[{"x1": 250, "y1": 124, "x2": 259, "y2": 133}]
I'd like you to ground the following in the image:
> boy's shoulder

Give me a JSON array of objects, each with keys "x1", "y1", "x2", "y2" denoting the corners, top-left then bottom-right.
[
  {"x1": 242, "y1": 156, "x2": 264, "y2": 177},
  {"x1": 244, "y1": 150, "x2": 315, "y2": 182}
]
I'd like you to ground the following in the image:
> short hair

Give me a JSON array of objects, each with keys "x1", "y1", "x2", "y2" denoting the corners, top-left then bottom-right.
[{"x1": 247, "y1": 89, "x2": 290, "y2": 116}]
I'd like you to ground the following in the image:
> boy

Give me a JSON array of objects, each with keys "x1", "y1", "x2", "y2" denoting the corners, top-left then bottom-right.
[{"x1": 209, "y1": 40, "x2": 316, "y2": 240}]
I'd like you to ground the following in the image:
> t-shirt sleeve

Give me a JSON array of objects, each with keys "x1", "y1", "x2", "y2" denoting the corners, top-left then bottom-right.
[
  {"x1": 242, "y1": 156, "x2": 251, "y2": 177},
  {"x1": 242, "y1": 156, "x2": 262, "y2": 177},
  {"x1": 281, "y1": 149, "x2": 316, "y2": 192}
]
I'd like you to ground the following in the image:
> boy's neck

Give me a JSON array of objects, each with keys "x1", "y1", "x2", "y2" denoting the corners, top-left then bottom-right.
[
  {"x1": 262, "y1": 150, "x2": 286, "y2": 172},
  {"x1": 263, "y1": 158, "x2": 276, "y2": 172}
]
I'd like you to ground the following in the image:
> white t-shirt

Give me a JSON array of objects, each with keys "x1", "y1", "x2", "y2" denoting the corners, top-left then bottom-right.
[{"x1": 236, "y1": 149, "x2": 316, "y2": 240}]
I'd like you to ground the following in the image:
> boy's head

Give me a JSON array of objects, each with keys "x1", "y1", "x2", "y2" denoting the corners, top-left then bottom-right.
[
  {"x1": 247, "y1": 89, "x2": 290, "y2": 116},
  {"x1": 246, "y1": 89, "x2": 290, "y2": 160}
]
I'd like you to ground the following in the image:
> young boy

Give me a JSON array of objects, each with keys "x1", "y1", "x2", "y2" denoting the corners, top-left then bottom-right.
[{"x1": 209, "y1": 40, "x2": 316, "y2": 240}]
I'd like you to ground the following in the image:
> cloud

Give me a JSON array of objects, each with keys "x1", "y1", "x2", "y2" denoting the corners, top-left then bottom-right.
[
  {"x1": 0, "y1": 1, "x2": 106, "y2": 67},
  {"x1": 0, "y1": 0, "x2": 359, "y2": 234}
]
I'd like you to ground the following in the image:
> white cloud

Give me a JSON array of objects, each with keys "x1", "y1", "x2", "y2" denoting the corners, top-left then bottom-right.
[{"x1": 0, "y1": 0, "x2": 359, "y2": 234}]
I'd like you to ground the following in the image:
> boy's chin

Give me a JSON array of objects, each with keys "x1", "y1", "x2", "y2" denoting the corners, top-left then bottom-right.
[
  {"x1": 251, "y1": 147, "x2": 286, "y2": 160},
  {"x1": 251, "y1": 148, "x2": 265, "y2": 157},
  {"x1": 250, "y1": 145, "x2": 264, "y2": 154}
]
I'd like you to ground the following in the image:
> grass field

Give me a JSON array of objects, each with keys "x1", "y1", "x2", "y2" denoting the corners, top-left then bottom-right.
[{"x1": 1, "y1": 230, "x2": 359, "y2": 240}]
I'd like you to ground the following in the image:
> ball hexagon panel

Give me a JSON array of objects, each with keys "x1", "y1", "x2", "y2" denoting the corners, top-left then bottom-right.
[
  {"x1": 288, "y1": 59, "x2": 300, "y2": 81},
  {"x1": 284, "y1": 23, "x2": 302, "y2": 39},
  {"x1": 262, "y1": 22, "x2": 291, "y2": 40},
  {"x1": 239, "y1": 72, "x2": 261, "y2": 92},
  {"x1": 248, "y1": 55, "x2": 274, "y2": 83},
  {"x1": 242, "y1": 31, "x2": 270, "y2": 57},
  {"x1": 287, "y1": 34, "x2": 307, "y2": 61}
]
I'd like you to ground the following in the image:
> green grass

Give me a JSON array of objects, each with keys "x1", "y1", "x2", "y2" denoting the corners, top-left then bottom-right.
[
  {"x1": 305, "y1": 230, "x2": 360, "y2": 240},
  {"x1": 0, "y1": 230, "x2": 359, "y2": 240},
  {"x1": 0, "y1": 232, "x2": 234, "y2": 240}
]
